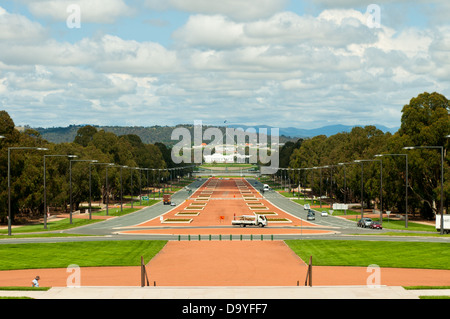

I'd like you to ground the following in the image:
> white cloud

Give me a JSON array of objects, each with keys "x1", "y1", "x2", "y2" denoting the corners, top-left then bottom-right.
[
  {"x1": 94, "y1": 35, "x2": 179, "y2": 74},
  {"x1": 174, "y1": 11, "x2": 378, "y2": 51},
  {"x1": 1, "y1": 4, "x2": 449, "y2": 129},
  {"x1": 19, "y1": 0, "x2": 134, "y2": 24},
  {"x1": 0, "y1": 6, "x2": 47, "y2": 43},
  {"x1": 0, "y1": 34, "x2": 178, "y2": 75},
  {"x1": 145, "y1": 0, "x2": 288, "y2": 21}
]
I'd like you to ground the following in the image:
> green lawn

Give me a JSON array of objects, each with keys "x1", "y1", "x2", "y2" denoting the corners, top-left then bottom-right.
[
  {"x1": 125, "y1": 199, "x2": 160, "y2": 207},
  {"x1": 0, "y1": 218, "x2": 102, "y2": 235},
  {"x1": 0, "y1": 201, "x2": 158, "y2": 236},
  {"x1": 0, "y1": 240, "x2": 168, "y2": 271},
  {"x1": 292, "y1": 198, "x2": 327, "y2": 206},
  {"x1": 200, "y1": 164, "x2": 256, "y2": 168},
  {"x1": 285, "y1": 240, "x2": 450, "y2": 270},
  {"x1": 371, "y1": 218, "x2": 436, "y2": 232},
  {"x1": 94, "y1": 207, "x2": 139, "y2": 217}
]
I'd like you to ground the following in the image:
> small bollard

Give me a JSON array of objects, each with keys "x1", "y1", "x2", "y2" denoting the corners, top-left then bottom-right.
[
  {"x1": 250, "y1": 234, "x2": 253, "y2": 241},
  {"x1": 219, "y1": 234, "x2": 222, "y2": 241},
  {"x1": 178, "y1": 235, "x2": 180, "y2": 241},
  {"x1": 230, "y1": 234, "x2": 232, "y2": 241},
  {"x1": 188, "y1": 234, "x2": 190, "y2": 241},
  {"x1": 209, "y1": 234, "x2": 211, "y2": 241},
  {"x1": 240, "y1": 234, "x2": 242, "y2": 241},
  {"x1": 198, "y1": 234, "x2": 201, "y2": 241},
  {"x1": 261, "y1": 234, "x2": 263, "y2": 241}
]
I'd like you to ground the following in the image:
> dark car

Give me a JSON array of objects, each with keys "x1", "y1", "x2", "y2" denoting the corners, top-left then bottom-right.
[
  {"x1": 357, "y1": 217, "x2": 373, "y2": 228},
  {"x1": 370, "y1": 221, "x2": 383, "y2": 229}
]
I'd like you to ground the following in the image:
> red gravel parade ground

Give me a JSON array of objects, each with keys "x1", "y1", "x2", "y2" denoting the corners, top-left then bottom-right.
[{"x1": 1, "y1": 178, "x2": 449, "y2": 288}]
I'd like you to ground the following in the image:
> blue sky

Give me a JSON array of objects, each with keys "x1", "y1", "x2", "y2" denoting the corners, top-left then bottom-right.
[{"x1": 0, "y1": 0, "x2": 449, "y2": 129}]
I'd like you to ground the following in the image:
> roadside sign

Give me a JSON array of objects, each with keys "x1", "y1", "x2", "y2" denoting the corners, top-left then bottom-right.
[
  {"x1": 142, "y1": 196, "x2": 149, "y2": 201},
  {"x1": 333, "y1": 203, "x2": 348, "y2": 210}
]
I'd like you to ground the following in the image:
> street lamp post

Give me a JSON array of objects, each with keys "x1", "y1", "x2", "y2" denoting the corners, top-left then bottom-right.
[
  {"x1": 354, "y1": 160, "x2": 365, "y2": 219},
  {"x1": 338, "y1": 162, "x2": 359, "y2": 215},
  {"x1": 70, "y1": 159, "x2": 97, "y2": 224},
  {"x1": 338, "y1": 163, "x2": 348, "y2": 207},
  {"x1": 130, "y1": 167, "x2": 140, "y2": 209},
  {"x1": 354, "y1": 159, "x2": 383, "y2": 222},
  {"x1": 8, "y1": 147, "x2": 48, "y2": 236},
  {"x1": 139, "y1": 168, "x2": 142, "y2": 206},
  {"x1": 43, "y1": 154, "x2": 77, "y2": 229},
  {"x1": 118, "y1": 165, "x2": 128, "y2": 212},
  {"x1": 375, "y1": 153, "x2": 408, "y2": 228},
  {"x1": 88, "y1": 162, "x2": 113, "y2": 219},
  {"x1": 404, "y1": 146, "x2": 445, "y2": 235},
  {"x1": 312, "y1": 167, "x2": 323, "y2": 208},
  {"x1": 152, "y1": 169, "x2": 156, "y2": 200}
]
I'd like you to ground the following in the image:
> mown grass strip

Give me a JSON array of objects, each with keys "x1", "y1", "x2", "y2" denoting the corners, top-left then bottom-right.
[
  {"x1": 285, "y1": 240, "x2": 450, "y2": 270},
  {"x1": 0, "y1": 240, "x2": 167, "y2": 271},
  {"x1": 0, "y1": 218, "x2": 102, "y2": 234}
]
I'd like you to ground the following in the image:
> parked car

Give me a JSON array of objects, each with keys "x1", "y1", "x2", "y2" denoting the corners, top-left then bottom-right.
[
  {"x1": 357, "y1": 218, "x2": 373, "y2": 228},
  {"x1": 370, "y1": 221, "x2": 382, "y2": 229},
  {"x1": 321, "y1": 211, "x2": 328, "y2": 217}
]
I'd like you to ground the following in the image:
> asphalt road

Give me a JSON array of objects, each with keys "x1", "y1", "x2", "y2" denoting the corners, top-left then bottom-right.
[{"x1": 1, "y1": 177, "x2": 448, "y2": 244}]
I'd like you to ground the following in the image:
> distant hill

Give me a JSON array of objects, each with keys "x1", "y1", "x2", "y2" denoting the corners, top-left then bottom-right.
[
  {"x1": 33, "y1": 125, "x2": 182, "y2": 145},
  {"x1": 32, "y1": 124, "x2": 398, "y2": 145},
  {"x1": 280, "y1": 124, "x2": 398, "y2": 138},
  {"x1": 228, "y1": 124, "x2": 398, "y2": 138}
]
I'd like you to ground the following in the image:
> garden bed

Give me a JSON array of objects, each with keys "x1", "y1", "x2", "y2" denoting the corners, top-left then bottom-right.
[
  {"x1": 185, "y1": 206, "x2": 205, "y2": 210},
  {"x1": 163, "y1": 218, "x2": 193, "y2": 223},
  {"x1": 267, "y1": 218, "x2": 292, "y2": 223},
  {"x1": 176, "y1": 212, "x2": 200, "y2": 216},
  {"x1": 253, "y1": 211, "x2": 277, "y2": 215}
]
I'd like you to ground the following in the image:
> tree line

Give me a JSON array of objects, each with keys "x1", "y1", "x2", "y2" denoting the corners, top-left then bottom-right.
[
  {"x1": 276, "y1": 92, "x2": 449, "y2": 220},
  {"x1": 0, "y1": 112, "x2": 190, "y2": 224}
]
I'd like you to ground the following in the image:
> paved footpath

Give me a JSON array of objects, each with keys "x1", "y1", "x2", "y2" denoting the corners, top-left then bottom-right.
[{"x1": 1, "y1": 286, "x2": 449, "y2": 299}]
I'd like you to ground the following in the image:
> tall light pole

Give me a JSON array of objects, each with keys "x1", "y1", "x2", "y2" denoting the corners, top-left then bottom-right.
[
  {"x1": 130, "y1": 167, "x2": 140, "y2": 209},
  {"x1": 43, "y1": 154, "x2": 77, "y2": 229},
  {"x1": 354, "y1": 160, "x2": 365, "y2": 219},
  {"x1": 354, "y1": 159, "x2": 383, "y2": 221},
  {"x1": 89, "y1": 162, "x2": 113, "y2": 219},
  {"x1": 116, "y1": 165, "x2": 128, "y2": 212},
  {"x1": 375, "y1": 153, "x2": 408, "y2": 228},
  {"x1": 70, "y1": 159, "x2": 97, "y2": 224},
  {"x1": 338, "y1": 162, "x2": 360, "y2": 215},
  {"x1": 404, "y1": 146, "x2": 444, "y2": 235},
  {"x1": 8, "y1": 147, "x2": 48, "y2": 236},
  {"x1": 313, "y1": 167, "x2": 323, "y2": 208}
]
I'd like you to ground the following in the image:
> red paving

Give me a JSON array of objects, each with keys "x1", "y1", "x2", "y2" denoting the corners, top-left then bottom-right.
[
  {"x1": 2, "y1": 178, "x2": 449, "y2": 288},
  {"x1": 121, "y1": 178, "x2": 333, "y2": 236},
  {"x1": 2, "y1": 241, "x2": 450, "y2": 287}
]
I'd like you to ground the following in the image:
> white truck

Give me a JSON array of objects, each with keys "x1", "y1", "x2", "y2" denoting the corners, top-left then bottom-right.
[
  {"x1": 436, "y1": 215, "x2": 450, "y2": 234},
  {"x1": 232, "y1": 214, "x2": 268, "y2": 227}
]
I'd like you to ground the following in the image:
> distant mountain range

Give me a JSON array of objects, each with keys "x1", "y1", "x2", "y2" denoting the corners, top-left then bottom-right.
[
  {"x1": 29, "y1": 123, "x2": 399, "y2": 145},
  {"x1": 228, "y1": 124, "x2": 399, "y2": 138}
]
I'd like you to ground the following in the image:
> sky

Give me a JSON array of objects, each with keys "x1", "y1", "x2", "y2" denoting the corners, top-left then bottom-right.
[{"x1": 0, "y1": 0, "x2": 449, "y2": 130}]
